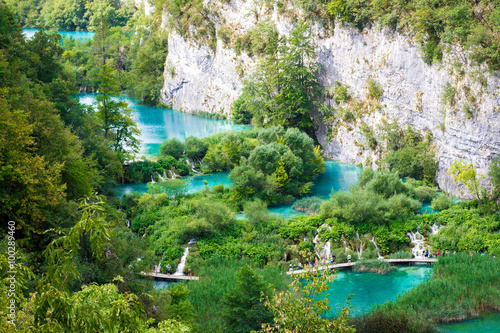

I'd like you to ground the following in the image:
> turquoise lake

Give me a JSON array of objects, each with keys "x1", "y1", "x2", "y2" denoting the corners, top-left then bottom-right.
[
  {"x1": 322, "y1": 266, "x2": 431, "y2": 318},
  {"x1": 79, "y1": 93, "x2": 251, "y2": 156},
  {"x1": 23, "y1": 28, "x2": 95, "y2": 41}
]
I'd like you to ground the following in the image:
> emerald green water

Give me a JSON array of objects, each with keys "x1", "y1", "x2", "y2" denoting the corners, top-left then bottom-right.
[
  {"x1": 23, "y1": 28, "x2": 95, "y2": 41},
  {"x1": 321, "y1": 266, "x2": 431, "y2": 318},
  {"x1": 79, "y1": 93, "x2": 251, "y2": 156}
]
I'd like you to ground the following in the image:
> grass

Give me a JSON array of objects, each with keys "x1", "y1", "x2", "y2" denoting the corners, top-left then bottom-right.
[
  {"x1": 353, "y1": 259, "x2": 395, "y2": 274},
  {"x1": 292, "y1": 196, "x2": 324, "y2": 214},
  {"x1": 354, "y1": 253, "x2": 500, "y2": 332},
  {"x1": 186, "y1": 256, "x2": 289, "y2": 333}
]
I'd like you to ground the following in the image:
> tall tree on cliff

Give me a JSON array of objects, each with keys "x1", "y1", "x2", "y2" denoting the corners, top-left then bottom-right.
[{"x1": 233, "y1": 21, "x2": 321, "y2": 138}]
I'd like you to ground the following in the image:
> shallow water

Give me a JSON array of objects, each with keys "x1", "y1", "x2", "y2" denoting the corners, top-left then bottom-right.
[
  {"x1": 114, "y1": 172, "x2": 232, "y2": 197},
  {"x1": 438, "y1": 313, "x2": 500, "y2": 333},
  {"x1": 320, "y1": 266, "x2": 431, "y2": 318},
  {"x1": 79, "y1": 93, "x2": 251, "y2": 156},
  {"x1": 23, "y1": 28, "x2": 95, "y2": 41}
]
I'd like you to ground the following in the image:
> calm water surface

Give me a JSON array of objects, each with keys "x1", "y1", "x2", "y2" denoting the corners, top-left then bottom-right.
[
  {"x1": 438, "y1": 313, "x2": 500, "y2": 333},
  {"x1": 79, "y1": 93, "x2": 251, "y2": 156},
  {"x1": 23, "y1": 28, "x2": 95, "y2": 41},
  {"x1": 321, "y1": 266, "x2": 431, "y2": 318}
]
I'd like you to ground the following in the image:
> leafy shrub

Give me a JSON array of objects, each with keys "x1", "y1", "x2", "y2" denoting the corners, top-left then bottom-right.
[
  {"x1": 159, "y1": 138, "x2": 186, "y2": 159},
  {"x1": 292, "y1": 196, "x2": 324, "y2": 214},
  {"x1": 354, "y1": 259, "x2": 395, "y2": 274},
  {"x1": 414, "y1": 186, "x2": 436, "y2": 202},
  {"x1": 431, "y1": 193, "x2": 453, "y2": 211},
  {"x1": 366, "y1": 78, "x2": 383, "y2": 100}
]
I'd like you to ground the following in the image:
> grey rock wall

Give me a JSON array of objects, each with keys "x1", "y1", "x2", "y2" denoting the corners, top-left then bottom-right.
[{"x1": 159, "y1": 0, "x2": 500, "y2": 198}]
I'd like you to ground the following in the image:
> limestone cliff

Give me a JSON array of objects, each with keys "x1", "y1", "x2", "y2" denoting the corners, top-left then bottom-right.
[{"x1": 159, "y1": 0, "x2": 500, "y2": 198}]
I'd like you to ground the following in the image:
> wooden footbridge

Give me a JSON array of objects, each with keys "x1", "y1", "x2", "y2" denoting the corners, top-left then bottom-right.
[
  {"x1": 141, "y1": 272, "x2": 199, "y2": 280},
  {"x1": 287, "y1": 258, "x2": 437, "y2": 275}
]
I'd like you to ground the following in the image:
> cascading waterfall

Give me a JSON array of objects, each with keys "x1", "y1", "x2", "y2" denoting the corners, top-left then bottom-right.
[
  {"x1": 406, "y1": 231, "x2": 426, "y2": 258},
  {"x1": 312, "y1": 234, "x2": 321, "y2": 259},
  {"x1": 150, "y1": 175, "x2": 155, "y2": 183},
  {"x1": 369, "y1": 235, "x2": 383, "y2": 259},
  {"x1": 156, "y1": 172, "x2": 166, "y2": 181},
  {"x1": 431, "y1": 223, "x2": 441, "y2": 235},
  {"x1": 163, "y1": 170, "x2": 168, "y2": 180},
  {"x1": 173, "y1": 239, "x2": 197, "y2": 275},
  {"x1": 355, "y1": 232, "x2": 363, "y2": 259},
  {"x1": 186, "y1": 159, "x2": 200, "y2": 173},
  {"x1": 342, "y1": 237, "x2": 349, "y2": 252}
]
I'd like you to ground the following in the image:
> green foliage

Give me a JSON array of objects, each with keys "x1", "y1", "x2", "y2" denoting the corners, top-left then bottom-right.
[
  {"x1": 388, "y1": 251, "x2": 412, "y2": 259},
  {"x1": 448, "y1": 159, "x2": 485, "y2": 200},
  {"x1": 326, "y1": 0, "x2": 500, "y2": 70},
  {"x1": 430, "y1": 205, "x2": 500, "y2": 252},
  {"x1": 414, "y1": 186, "x2": 436, "y2": 202},
  {"x1": 382, "y1": 123, "x2": 438, "y2": 184},
  {"x1": 363, "y1": 254, "x2": 500, "y2": 331},
  {"x1": 159, "y1": 138, "x2": 186, "y2": 159},
  {"x1": 234, "y1": 20, "x2": 279, "y2": 57},
  {"x1": 354, "y1": 259, "x2": 394, "y2": 274},
  {"x1": 431, "y1": 193, "x2": 453, "y2": 211},
  {"x1": 148, "y1": 179, "x2": 189, "y2": 197},
  {"x1": 489, "y1": 157, "x2": 500, "y2": 201},
  {"x1": 96, "y1": 64, "x2": 140, "y2": 162},
  {"x1": 236, "y1": 21, "x2": 322, "y2": 134},
  {"x1": 187, "y1": 256, "x2": 288, "y2": 333},
  {"x1": 442, "y1": 82, "x2": 457, "y2": 106},
  {"x1": 162, "y1": 0, "x2": 217, "y2": 51},
  {"x1": 185, "y1": 136, "x2": 208, "y2": 160},
  {"x1": 333, "y1": 81, "x2": 351, "y2": 103},
  {"x1": 292, "y1": 196, "x2": 324, "y2": 214},
  {"x1": 259, "y1": 260, "x2": 356, "y2": 332},
  {"x1": 222, "y1": 265, "x2": 273, "y2": 333},
  {"x1": 366, "y1": 78, "x2": 383, "y2": 100}
]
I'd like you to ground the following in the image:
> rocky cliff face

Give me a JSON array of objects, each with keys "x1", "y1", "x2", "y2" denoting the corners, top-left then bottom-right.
[{"x1": 159, "y1": 0, "x2": 500, "y2": 198}]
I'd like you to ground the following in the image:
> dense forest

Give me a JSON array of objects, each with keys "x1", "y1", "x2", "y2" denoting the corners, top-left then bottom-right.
[{"x1": 1, "y1": 0, "x2": 500, "y2": 332}]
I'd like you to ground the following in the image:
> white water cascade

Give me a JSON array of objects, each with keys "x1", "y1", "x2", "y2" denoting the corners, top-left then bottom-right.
[
  {"x1": 406, "y1": 231, "x2": 426, "y2": 258},
  {"x1": 342, "y1": 237, "x2": 349, "y2": 252},
  {"x1": 173, "y1": 239, "x2": 197, "y2": 276},
  {"x1": 156, "y1": 172, "x2": 166, "y2": 182},
  {"x1": 312, "y1": 234, "x2": 322, "y2": 259},
  {"x1": 369, "y1": 235, "x2": 384, "y2": 259},
  {"x1": 431, "y1": 223, "x2": 441, "y2": 235},
  {"x1": 150, "y1": 175, "x2": 155, "y2": 183},
  {"x1": 355, "y1": 232, "x2": 363, "y2": 259},
  {"x1": 186, "y1": 159, "x2": 200, "y2": 173}
]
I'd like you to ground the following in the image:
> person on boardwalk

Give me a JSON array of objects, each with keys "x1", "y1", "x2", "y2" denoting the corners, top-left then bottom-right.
[
  {"x1": 315, "y1": 257, "x2": 319, "y2": 267},
  {"x1": 167, "y1": 264, "x2": 171, "y2": 275},
  {"x1": 347, "y1": 254, "x2": 351, "y2": 263},
  {"x1": 332, "y1": 254, "x2": 336, "y2": 265},
  {"x1": 289, "y1": 262, "x2": 293, "y2": 272},
  {"x1": 425, "y1": 250, "x2": 429, "y2": 258},
  {"x1": 154, "y1": 265, "x2": 158, "y2": 275},
  {"x1": 187, "y1": 267, "x2": 192, "y2": 276}
]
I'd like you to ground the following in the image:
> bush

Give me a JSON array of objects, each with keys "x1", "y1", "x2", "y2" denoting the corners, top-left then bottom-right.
[
  {"x1": 354, "y1": 259, "x2": 395, "y2": 274},
  {"x1": 431, "y1": 193, "x2": 453, "y2": 211},
  {"x1": 366, "y1": 78, "x2": 383, "y2": 100},
  {"x1": 389, "y1": 251, "x2": 412, "y2": 259},
  {"x1": 414, "y1": 186, "x2": 436, "y2": 202},
  {"x1": 292, "y1": 196, "x2": 324, "y2": 214},
  {"x1": 159, "y1": 138, "x2": 186, "y2": 159}
]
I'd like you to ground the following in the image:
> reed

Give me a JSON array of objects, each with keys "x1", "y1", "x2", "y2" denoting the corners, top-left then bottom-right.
[
  {"x1": 186, "y1": 256, "x2": 289, "y2": 333},
  {"x1": 354, "y1": 253, "x2": 500, "y2": 332},
  {"x1": 353, "y1": 259, "x2": 394, "y2": 274}
]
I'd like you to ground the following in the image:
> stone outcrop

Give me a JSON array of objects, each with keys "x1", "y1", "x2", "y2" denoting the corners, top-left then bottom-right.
[{"x1": 159, "y1": 0, "x2": 500, "y2": 198}]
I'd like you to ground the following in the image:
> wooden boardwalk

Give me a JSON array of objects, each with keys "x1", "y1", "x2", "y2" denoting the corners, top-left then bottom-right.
[
  {"x1": 141, "y1": 272, "x2": 199, "y2": 280},
  {"x1": 287, "y1": 258, "x2": 437, "y2": 275}
]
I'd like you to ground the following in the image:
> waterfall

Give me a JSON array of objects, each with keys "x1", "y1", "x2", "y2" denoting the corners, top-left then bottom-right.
[
  {"x1": 173, "y1": 239, "x2": 197, "y2": 276},
  {"x1": 369, "y1": 235, "x2": 383, "y2": 259},
  {"x1": 150, "y1": 175, "x2": 155, "y2": 183},
  {"x1": 406, "y1": 231, "x2": 426, "y2": 258},
  {"x1": 342, "y1": 237, "x2": 349, "y2": 252},
  {"x1": 355, "y1": 232, "x2": 363, "y2": 259},
  {"x1": 284, "y1": 253, "x2": 287, "y2": 262},
  {"x1": 126, "y1": 219, "x2": 130, "y2": 227},
  {"x1": 156, "y1": 172, "x2": 166, "y2": 181},
  {"x1": 186, "y1": 159, "x2": 200, "y2": 173},
  {"x1": 312, "y1": 234, "x2": 321, "y2": 259},
  {"x1": 163, "y1": 170, "x2": 168, "y2": 180},
  {"x1": 324, "y1": 240, "x2": 331, "y2": 260},
  {"x1": 431, "y1": 223, "x2": 441, "y2": 235}
]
